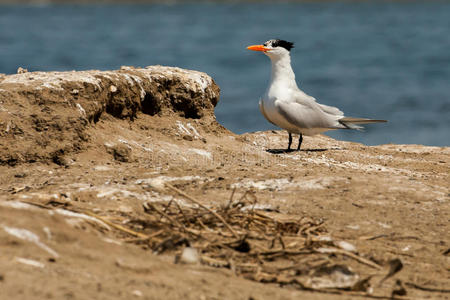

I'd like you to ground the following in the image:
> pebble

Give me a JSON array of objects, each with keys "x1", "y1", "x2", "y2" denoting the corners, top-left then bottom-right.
[{"x1": 179, "y1": 247, "x2": 199, "y2": 264}]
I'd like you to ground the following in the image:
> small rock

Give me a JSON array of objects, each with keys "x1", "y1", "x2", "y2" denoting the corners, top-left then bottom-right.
[
  {"x1": 52, "y1": 154, "x2": 71, "y2": 167},
  {"x1": 308, "y1": 264, "x2": 359, "y2": 289},
  {"x1": 182, "y1": 135, "x2": 193, "y2": 141},
  {"x1": 179, "y1": 247, "x2": 199, "y2": 264},
  {"x1": 17, "y1": 67, "x2": 28, "y2": 74},
  {"x1": 120, "y1": 66, "x2": 134, "y2": 70},
  {"x1": 14, "y1": 173, "x2": 27, "y2": 178},
  {"x1": 132, "y1": 290, "x2": 143, "y2": 297},
  {"x1": 70, "y1": 89, "x2": 79, "y2": 95},
  {"x1": 144, "y1": 178, "x2": 166, "y2": 191},
  {"x1": 109, "y1": 85, "x2": 118, "y2": 93},
  {"x1": 118, "y1": 205, "x2": 133, "y2": 213},
  {"x1": 105, "y1": 143, "x2": 132, "y2": 162}
]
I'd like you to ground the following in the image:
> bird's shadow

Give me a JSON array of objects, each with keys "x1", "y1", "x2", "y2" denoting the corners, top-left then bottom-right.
[{"x1": 266, "y1": 148, "x2": 328, "y2": 154}]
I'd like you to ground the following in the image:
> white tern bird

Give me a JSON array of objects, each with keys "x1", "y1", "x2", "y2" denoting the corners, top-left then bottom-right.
[{"x1": 247, "y1": 39, "x2": 387, "y2": 151}]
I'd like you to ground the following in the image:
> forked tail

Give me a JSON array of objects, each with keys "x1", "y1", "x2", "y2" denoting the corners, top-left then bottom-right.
[{"x1": 339, "y1": 117, "x2": 387, "y2": 130}]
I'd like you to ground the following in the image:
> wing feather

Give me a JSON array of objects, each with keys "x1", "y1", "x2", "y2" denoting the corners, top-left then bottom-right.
[
  {"x1": 273, "y1": 89, "x2": 344, "y2": 130},
  {"x1": 275, "y1": 100, "x2": 341, "y2": 130},
  {"x1": 339, "y1": 117, "x2": 387, "y2": 124},
  {"x1": 318, "y1": 103, "x2": 344, "y2": 116}
]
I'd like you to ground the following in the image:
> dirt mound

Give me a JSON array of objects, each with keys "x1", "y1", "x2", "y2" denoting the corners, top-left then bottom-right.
[{"x1": 0, "y1": 66, "x2": 220, "y2": 165}]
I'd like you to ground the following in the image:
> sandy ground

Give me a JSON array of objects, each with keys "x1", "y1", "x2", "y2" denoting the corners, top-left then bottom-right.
[
  {"x1": 0, "y1": 111, "x2": 449, "y2": 299},
  {"x1": 0, "y1": 66, "x2": 449, "y2": 299}
]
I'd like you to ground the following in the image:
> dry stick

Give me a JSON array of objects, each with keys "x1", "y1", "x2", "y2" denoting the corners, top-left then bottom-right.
[
  {"x1": 162, "y1": 199, "x2": 174, "y2": 215},
  {"x1": 303, "y1": 222, "x2": 325, "y2": 235},
  {"x1": 258, "y1": 249, "x2": 313, "y2": 257},
  {"x1": 238, "y1": 190, "x2": 251, "y2": 202},
  {"x1": 145, "y1": 201, "x2": 183, "y2": 228},
  {"x1": 197, "y1": 218, "x2": 212, "y2": 232},
  {"x1": 20, "y1": 200, "x2": 52, "y2": 210},
  {"x1": 278, "y1": 235, "x2": 286, "y2": 250},
  {"x1": 252, "y1": 211, "x2": 278, "y2": 221},
  {"x1": 276, "y1": 256, "x2": 321, "y2": 272},
  {"x1": 19, "y1": 201, "x2": 113, "y2": 232},
  {"x1": 84, "y1": 211, "x2": 149, "y2": 239},
  {"x1": 405, "y1": 282, "x2": 450, "y2": 293},
  {"x1": 359, "y1": 234, "x2": 390, "y2": 241},
  {"x1": 171, "y1": 199, "x2": 189, "y2": 223},
  {"x1": 316, "y1": 248, "x2": 383, "y2": 270},
  {"x1": 144, "y1": 202, "x2": 206, "y2": 239},
  {"x1": 234, "y1": 190, "x2": 255, "y2": 208},
  {"x1": 165, "y1": 183, "x2": 239, "y2": 238},
  {"x1": 225, "y1": 187, "x2": 237, "y2": 210},
  {"x1": 124, "y1": 229, "x2": 165, "y2": 243},
  {"x1": 179, "y1": 226, "x2": 210, "y2": 239}
]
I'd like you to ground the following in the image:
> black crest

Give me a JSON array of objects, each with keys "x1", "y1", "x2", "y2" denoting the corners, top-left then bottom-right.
[{"x1": 265, "y1": 39, "x2": 294, "y2": 51}]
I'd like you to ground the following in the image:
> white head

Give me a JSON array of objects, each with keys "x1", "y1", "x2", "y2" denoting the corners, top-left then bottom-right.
[{"x1": 247, "y1": 39, "x2": 294, "y2": 61}]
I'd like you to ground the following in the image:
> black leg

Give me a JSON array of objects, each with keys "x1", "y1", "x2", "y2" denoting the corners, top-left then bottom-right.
[
  {"x1": 297, "y1": 134, "x2": 303, "y2": 151},
  {"x1": 288, "y1": 133, "x2": 292, "y2": 150}
]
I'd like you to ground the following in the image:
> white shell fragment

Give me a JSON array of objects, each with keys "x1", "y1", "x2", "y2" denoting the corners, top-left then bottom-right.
[
  {"x1": 335, "y1": 241, "x2": 357, "y2": 252},
  {"x1": 179, "y1": 247, "x2": 200, "y2": 264}
]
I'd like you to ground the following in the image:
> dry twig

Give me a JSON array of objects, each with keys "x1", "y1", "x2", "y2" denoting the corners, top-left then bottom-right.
[
  {"x1": 316, "y1": 248, "x2": 383, "y2": 270},
  {"x1": 165, "y1": 183, "x2": 239, "y2": 238},
  {"x1": 84, "y1": 211, "x2": 149, "y2": 239}
]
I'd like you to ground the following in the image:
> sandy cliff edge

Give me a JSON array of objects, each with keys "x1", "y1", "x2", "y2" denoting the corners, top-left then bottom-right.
[
  {"x1": 0, "y1": 66, "x2": 449, "y2": 299},
  {"x1": 0, "y1": 66, "x2": 221, "y2": 165}
]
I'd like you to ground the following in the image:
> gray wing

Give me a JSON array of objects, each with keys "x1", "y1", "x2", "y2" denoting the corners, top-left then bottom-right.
[
  {"x1": 275, "y1": 96, "x2": 344, "y2": 130},
  {"x1": 293, "y1": 92, "x2": 344, "y2": 117},
  {"x1": 318, "y1": 103, "x2": 344, "y2": 116}
]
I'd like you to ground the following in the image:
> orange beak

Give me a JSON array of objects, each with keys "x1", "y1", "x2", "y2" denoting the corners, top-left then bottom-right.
[{"x1": 247, "y1": 45, "x2": 270, "y2": 52}]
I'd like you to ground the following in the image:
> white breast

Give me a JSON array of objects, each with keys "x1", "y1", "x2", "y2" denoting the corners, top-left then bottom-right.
[{"x1": 260, "y1": 95, "x2": 302, "y2": 134}]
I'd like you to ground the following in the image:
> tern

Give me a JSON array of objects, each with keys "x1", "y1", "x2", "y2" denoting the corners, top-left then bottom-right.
[{"x1": 247, "y1": 39, "x2": 387, "y2": 151}]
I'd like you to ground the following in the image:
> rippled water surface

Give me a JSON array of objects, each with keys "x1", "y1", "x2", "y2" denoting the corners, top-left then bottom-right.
[{"x1": 1, "y1": 2, "x2": 449, "y2": 145}]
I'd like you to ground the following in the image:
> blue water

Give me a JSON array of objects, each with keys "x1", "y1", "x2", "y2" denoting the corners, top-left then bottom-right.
[{"x1": 1, "y1": 2, "x2": 449, "y2": 146}]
